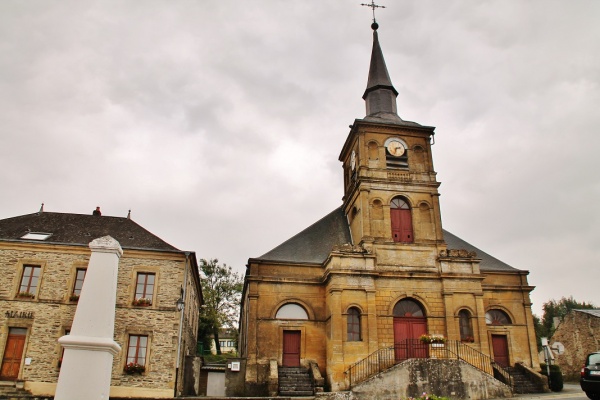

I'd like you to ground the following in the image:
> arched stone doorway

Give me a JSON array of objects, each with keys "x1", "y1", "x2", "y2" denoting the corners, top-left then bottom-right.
[{"x1": 393, "y1": 298, "x2": 427, "y2": 360}]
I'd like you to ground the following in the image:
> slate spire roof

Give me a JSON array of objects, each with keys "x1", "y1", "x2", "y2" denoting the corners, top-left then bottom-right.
[
  {"x1": 361, "y1": 23, "x2": 424, "y2": 128},
  {"x1": 0, "y1": 211, "x2": 179, "y2": 252}
]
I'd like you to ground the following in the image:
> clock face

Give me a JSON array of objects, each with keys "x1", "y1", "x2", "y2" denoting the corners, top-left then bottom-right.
[
  {"x1": 387, "y1": 140, "x2": 405, "y2": 157},
  {"x1": 350, "y1": 150, "x2": 356, "y2": 170}
]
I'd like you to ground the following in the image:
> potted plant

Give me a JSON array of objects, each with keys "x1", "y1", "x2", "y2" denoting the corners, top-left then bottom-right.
[
  {"x1": 123, "y1": 362, "x2": 145, "y2": 374},
  {"x1": 461, "y1": 335, "x2": 475, "y2": 343},
  {"x1": 69, "y1": 294, "x2": 80, "y2": 302},
  {"x1": 16, "y1": 291, "x2": 35, "y2": 299},
  {"x1": 132, "y1": 297, "x2": 152, "y2": 307}
]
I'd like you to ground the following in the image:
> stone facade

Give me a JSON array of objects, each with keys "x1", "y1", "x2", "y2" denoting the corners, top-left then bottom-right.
[
  {"x1": 0, "y1": 212, "x2": 202, "y2": 398},
  {"x1": 239, "y1": 24, "x2": 538, "y2": 395},
  {"x1": 550, "y1": 309, "x2": 600, "y2": 380}
]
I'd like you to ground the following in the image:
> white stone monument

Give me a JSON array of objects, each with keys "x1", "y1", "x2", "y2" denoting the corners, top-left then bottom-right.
[{"x1": 55, "y1": 236, "x2": 123, "y2": 400}]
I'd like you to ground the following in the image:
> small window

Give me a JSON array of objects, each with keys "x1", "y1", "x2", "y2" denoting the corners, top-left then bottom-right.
[
  {"x1": 127, "y1": 335, "x2": 148, "y2": 366},
  {"x1": 18, "y1": 265, "x2": 41, "y2": 297},
  {"x1": 485, "y1": 309, "x2": 511, "y2": 325},
  {"x1": 134, "y1": 273, "x2": 155, "y2": 305},
  {"x1": 21, "y1": 232, "x2": 52, "y2": 240},
  {"x1": 72, "y1": 269, "x2": 87, "y2": 297},
  {"x1": 347, "y1": 307, "x2": 361, "y2": 341},
  {"x1": 458, "y1": 310, "x2": 474, "y2": 342}
]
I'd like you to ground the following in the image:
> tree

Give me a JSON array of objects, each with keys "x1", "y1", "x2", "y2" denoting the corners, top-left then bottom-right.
[
  {"x1": 534, "y1": 296, "x2": 595, "y2": 349},
  {"x1": 198, "y1": 259, "x2": 243, "y2": 355}
]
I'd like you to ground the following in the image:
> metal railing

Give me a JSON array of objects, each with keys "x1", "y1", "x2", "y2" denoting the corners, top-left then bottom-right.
[{"x1": 344, "y1": 339, "x2": 513, "y2": 389}]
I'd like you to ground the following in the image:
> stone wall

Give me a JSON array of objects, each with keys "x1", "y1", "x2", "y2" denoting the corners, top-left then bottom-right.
[
  {"x1": 551, "y1": 310, "x2": 600, "y2": 380},
  {"x1": 349, "y1": 359, "x2": 512, "y2": 400}
]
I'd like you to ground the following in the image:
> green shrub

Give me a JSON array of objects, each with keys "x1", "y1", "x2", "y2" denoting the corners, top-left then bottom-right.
[{"x1": 540, "y1": 363, "x2": 564, "y2": 392}]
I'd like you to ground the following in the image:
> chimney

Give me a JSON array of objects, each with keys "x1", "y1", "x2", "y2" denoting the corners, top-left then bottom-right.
[{"x1": 93, "y1": 207, "x2": 102, "y2": 216}]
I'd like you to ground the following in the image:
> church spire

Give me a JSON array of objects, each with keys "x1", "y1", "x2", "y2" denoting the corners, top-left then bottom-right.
[{"x1": 362, "y1": 23, "x2": 402, "y2": 123}]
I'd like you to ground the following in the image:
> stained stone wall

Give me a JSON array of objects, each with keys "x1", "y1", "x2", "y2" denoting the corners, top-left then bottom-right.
[
  {"x1": 0, "y1": 242, "x2": 200, "y2": 398},
  {"x1": 342, "y1": 359, "x2": 512, "y2": 400},
  {"x1": 551, "y1": 310, "x2": 600, "y2": 380}
]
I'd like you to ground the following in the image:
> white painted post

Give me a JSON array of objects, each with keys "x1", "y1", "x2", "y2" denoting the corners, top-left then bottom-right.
[{"x1": 55, "y1": 236, "x2": 123, "y2": 400}]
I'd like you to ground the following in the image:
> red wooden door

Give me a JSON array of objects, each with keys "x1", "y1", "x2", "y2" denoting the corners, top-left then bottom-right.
[
  {"x1": 394, "y1": 317, "x2": 427, "y2": 360},
  {"x1": 1, "y1": 328, "x2": 27, "y2": 381},
  {"x1": 491, "y1": 335, "x2": 510, "y2": 367},
  {"x1": 282, "y1": 331, "x2": 301, "y2": 367},
  {"x1": 391, "y1": 209, "x2": 413, "y2": 243}
]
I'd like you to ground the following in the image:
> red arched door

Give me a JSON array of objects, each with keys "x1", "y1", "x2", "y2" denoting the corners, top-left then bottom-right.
[
  {"x1": 391, "y1": 197, "x2": 413, "y2": 243},
  {"x1": 393, "y1": 299, "x2": 427, "y2": 360}
]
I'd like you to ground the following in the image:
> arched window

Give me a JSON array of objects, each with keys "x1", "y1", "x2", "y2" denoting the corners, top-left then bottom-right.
[
  {"x1": 276, "y1": 303, "x2": 308, "y2": 320},
  {"x1": 458, "y1": 309, "x2": 474, "y2": 342},
  {"x1": 485, "y1": 309, "x2": 511, "y2": 325},
  {"x1": 347, "y1": 307, "x2": 361, "y2": 341},
  {"x1": 393, "y1": 298, "x2": 425, "y2": 317},
  {"x1": 390, "y1": 197, "x2": 413, "y2": 243}
]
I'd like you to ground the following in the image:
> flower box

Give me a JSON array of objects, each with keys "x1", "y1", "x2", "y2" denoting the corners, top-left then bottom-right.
[
  {"x1": 132, "y1": 298, "x2": 152, "y2": 307},
  {"x1": 16, "y1": 292, "x2": 35, "y2": 299},
  {"x1": 419, "y1": 334, "x2": 446, "y2": 344},
  {"x1": 123, "y1": 362, "x2": 145, "y2": 374},
  {"x1": 69, "y1": 294, "x2": 80, "y2": 302}
]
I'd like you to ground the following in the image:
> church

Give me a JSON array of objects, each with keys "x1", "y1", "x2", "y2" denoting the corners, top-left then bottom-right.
[{"x1": 238, "y1": 21, "x2": 539, "y2": 396}]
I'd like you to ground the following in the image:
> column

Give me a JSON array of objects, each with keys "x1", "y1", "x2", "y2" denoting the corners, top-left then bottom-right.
[{"x1": 55, "y1": 236, "x2": 123, "y2": 400}]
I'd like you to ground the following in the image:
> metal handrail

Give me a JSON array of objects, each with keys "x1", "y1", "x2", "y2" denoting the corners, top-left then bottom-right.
[{"x1": 344, "y1": 339, "x2": 513, "y2": 389}]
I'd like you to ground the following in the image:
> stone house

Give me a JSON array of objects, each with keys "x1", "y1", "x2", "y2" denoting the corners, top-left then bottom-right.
[
  {"x1": 550, "y1": 309, "x2": 600, "y2": 380},
  {"x1": 238, "y1": 23, "x2": 539, "y2": 396},
  {"x1": 0, "y1": 208, "x2": 202, "y2": 398}
]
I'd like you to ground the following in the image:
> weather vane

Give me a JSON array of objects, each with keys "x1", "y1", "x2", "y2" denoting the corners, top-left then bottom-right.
[{"x1": 361, "y1": 1, "x2": 385, "y2": 24}]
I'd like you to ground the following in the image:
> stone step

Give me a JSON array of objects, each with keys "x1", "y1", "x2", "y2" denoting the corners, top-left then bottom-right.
[{"x1": 278, "y1": 367, "x2": 314, "y2": 396}]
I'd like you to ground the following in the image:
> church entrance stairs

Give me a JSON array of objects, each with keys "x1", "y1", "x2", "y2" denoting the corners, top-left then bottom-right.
[{"x1": 278, "y1": 366, "x2": 315, "y2": 397}]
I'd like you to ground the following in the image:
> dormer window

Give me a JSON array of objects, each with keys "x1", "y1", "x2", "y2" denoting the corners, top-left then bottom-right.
[
  {"x1": 21, "y1": 232, "x2": 52, "y2": 240},
  {"x1": 384, "y1": 137, "x2": 408, "y2": 169}
]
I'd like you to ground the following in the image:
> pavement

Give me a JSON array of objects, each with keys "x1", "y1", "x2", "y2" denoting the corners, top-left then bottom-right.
[{"x1": 505, "y1": 383, "x2": 585, "y2": 400}]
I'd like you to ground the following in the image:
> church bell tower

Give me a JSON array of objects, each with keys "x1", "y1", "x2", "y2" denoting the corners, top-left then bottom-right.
[{"x1": 339, "y1": 22, "x2": 444, "y2": 253}]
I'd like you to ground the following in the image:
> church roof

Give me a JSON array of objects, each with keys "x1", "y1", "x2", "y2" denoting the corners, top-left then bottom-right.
[
  {"x1": 442, "y1": 229, "x2": 517, "y2": 271},
  {"x1": 256, "y1": 207, "x2": 519, "y2": 272},
  {"x1": 0, "y1": 211, "x2": 179, "y2": 252},
  {"x1": 256, "y1": 208, "x2": 352, "y2": 264}
]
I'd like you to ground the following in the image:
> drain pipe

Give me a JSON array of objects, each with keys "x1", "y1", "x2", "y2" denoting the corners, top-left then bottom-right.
[{"x1": 174, "y1": 252, "x2": 190, "y2": 397}]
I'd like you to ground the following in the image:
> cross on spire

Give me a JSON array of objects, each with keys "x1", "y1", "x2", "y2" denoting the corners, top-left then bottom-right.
[{"x1": 361, "y1": 1, "x2": 385, "y2": 24}]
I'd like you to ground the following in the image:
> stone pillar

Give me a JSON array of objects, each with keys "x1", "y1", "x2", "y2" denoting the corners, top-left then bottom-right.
[
  {"x1": 55, "y1": 236, "x2": 123, "y2": 400},
  {"x1": 366, "y1": 290, "x2": 378, "y2": 354},
  {"x1": 327, "y1": 288, "x2": 343, "y2": 391}
]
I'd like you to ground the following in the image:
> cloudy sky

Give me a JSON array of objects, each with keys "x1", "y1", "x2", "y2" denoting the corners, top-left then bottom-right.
[{"x1": 1, "y1": 1, "x2": 598, "y2": 316}]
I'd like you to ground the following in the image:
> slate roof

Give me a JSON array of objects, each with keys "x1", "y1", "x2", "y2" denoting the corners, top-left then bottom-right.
[
  {"x1": 257, "y1": 208, "x2": 352, "y2": 264},
  {"x1": 442, "y1": 229, "x2": 517, "y2": 271},
  {"x1": 575, "y1": 309, "x2": 600, "y2": 318},
  {"x1": 0, "y1": 212, "x2": 179, "y2": 252},
  {"x1": 256, "y1": 207, "x2": 519, "y2": 271}
]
